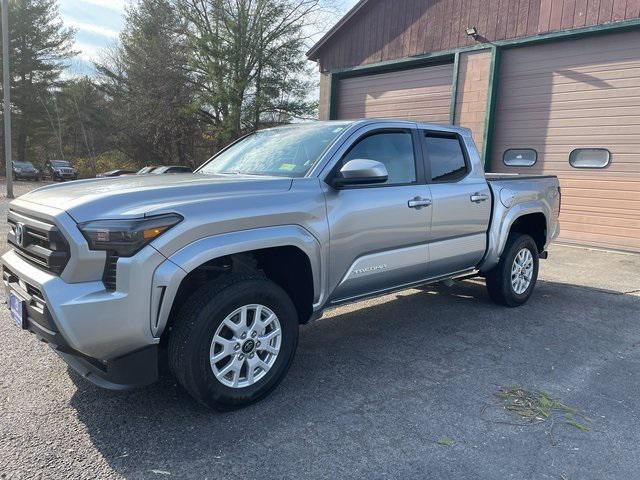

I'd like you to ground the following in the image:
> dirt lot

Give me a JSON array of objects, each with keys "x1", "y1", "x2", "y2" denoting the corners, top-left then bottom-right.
[{"x1": 1, "y1": 181, "x2": 639, "y2": 479}]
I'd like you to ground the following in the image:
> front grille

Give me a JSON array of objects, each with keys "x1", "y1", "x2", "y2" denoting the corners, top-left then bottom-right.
[
  {"x1": 3, "y1": 266, "x2": 57, "y2": 332},
  {"x1": 7, "y1": 209, "x2": 70, "y2": 275},
  {"x1": 102, "y1": 252, "x2": 119, "y2": 290}
]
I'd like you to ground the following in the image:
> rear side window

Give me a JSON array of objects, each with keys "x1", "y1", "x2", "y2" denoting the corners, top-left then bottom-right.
[
  {"x1": 504, "y1": 149, "x2": 537, "y2": 167},
  {"x1": 424, "y1": 134, "x2": 468, "y2": 182},
  {"x1": 342, "y1": 131, "x2": 417, "y2": 185},
  {"x1": 569, "y1": 148, "x2": 610, "y2": 168}
]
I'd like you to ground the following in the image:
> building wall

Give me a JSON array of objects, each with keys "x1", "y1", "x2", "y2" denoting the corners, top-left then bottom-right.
[
  {"x1": 318, "y1": 73, "x2": 331, "y2": 121},
  {"x1": 313, "y1": 0, "x2": 640, "y2": 72},
  {"x1": 454, "y1": 49, "x2": 492, "y2": 153}
]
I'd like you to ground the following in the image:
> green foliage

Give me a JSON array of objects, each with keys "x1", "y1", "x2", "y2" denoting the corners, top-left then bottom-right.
[
  {"x1": 177, "y1": 0, "x2": 320, "y2": 147},
  {"x1": 96, "y1": 0, "x2": 199, "y2": 167},
  {"x1": 73, "y1": 151, "x2": 137, "y2": 179},
  {"x1": 0, "y1": 0, "x2": 76, "y2": 166},
  {"x1": 496, "y1": 385, "x2": 592, "y2": 432},
  {"x1": 436, "y1": 437, "x2": 455, "y2": 446},
  {"x1": 2, "y1": 0, "x2": 327, "y2": 177}
]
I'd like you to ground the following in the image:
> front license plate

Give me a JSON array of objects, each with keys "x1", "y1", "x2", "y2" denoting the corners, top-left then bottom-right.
[{"x1": 9, "y1": 291, "x2": 27, "y2": 329}]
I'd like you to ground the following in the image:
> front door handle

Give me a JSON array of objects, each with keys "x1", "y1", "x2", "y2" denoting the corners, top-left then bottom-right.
[
  {"x1": 408, "y1": 197, "x2": 432, "y2": 209},
  {"x1": 470, "y1": 192, "x2": 490, "y2": 203}
]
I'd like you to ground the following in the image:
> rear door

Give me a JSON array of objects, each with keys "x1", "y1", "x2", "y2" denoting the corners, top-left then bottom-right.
[
  {"x1": 421, "y1": 130, "x2": 491, "y2": 277},
  {"x1": 324, "y1": 125, "x2": 433, "y2": 303}
]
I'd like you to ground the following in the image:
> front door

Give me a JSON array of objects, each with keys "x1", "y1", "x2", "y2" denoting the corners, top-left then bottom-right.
[
  {"x1": 324, "y1": 127, "x2": 432, "y2": 303},
  {"x1": 421, "y1": 131, "x2": 491, "y2": 277}
]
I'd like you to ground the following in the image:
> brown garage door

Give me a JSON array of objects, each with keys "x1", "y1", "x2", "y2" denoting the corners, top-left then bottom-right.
[
  {"x1": 336, "y1": 63, "x2": 453, "y2": 123},
  {"x1": 491, "y1": 30, "x2": 640, "y2": 252}
]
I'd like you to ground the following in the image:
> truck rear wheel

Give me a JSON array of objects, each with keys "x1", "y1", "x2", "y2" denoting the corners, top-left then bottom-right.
[
  {"x1": 168, "y1": 274, "x2": 299, "y2": 410},
  {"x1": 485, "y1": 233, "x2": 539, "y2": 307}
]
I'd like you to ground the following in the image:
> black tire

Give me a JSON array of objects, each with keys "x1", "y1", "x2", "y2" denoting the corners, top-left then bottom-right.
[
  {"x1": 485, "y1": 233, "x2": 539, "y2": 307},
  {"x1": 168, "y1": 273, "x2": 299, "y2": 410}
]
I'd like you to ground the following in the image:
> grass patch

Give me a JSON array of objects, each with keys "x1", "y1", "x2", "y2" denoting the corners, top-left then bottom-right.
[
  {"x1": 495, "y1": 385, "x2": 591, "y2": 432},
  {"x1": 436, "y1": 437, "x2": 455, "y2": 446}
]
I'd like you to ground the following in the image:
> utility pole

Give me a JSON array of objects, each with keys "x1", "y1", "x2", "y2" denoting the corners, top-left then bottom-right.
[{"x1": 1, "y1": 0, "x2": 13, "y2": 199}]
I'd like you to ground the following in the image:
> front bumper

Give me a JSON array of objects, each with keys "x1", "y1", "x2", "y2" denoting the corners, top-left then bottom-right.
[
  {"x1": 15, "y1": 171, "x2": 39, "y2": 179},
  {"x1": 53, "y1": 171, "x2": 77, "y2": 179},
  {"x1": 2, "y1": 248, "x2": 166, "y2": 389}
]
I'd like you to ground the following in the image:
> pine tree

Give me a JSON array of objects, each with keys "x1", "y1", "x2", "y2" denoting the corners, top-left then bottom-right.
[
  {"x1": 96, "y1": 0, "x2": 198, "y2": 167},
  {"x1": 0, "y1": 0, "x2": 75, "y2": 161}
]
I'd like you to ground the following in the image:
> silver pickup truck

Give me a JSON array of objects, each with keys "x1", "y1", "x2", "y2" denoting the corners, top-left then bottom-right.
[{"x1": 2, "y1": 120, "x2": 560, "y2": 409}]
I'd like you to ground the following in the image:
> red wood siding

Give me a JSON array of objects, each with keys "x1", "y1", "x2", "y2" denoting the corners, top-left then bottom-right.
[{"x1": 314, "y1": 0, "x2": 640, "y2": 71}]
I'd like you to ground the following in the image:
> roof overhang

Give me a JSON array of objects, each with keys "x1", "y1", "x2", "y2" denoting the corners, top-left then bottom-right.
[{"x1": 307, "y1": 0, "x2": 370, "y2": 61}]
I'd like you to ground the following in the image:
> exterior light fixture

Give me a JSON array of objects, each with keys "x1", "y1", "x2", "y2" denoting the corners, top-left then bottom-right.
[{"x1": 465, "y1": 27, "x2": 478, "y2": 38}]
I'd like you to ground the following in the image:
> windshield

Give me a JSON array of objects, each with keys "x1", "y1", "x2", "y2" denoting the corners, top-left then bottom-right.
[
  {"x1": 198, "y1": 123, "x2": 350, "y2": 177},
  {"x1": 51, "y1": 160, "x2": 70, "y2": 167},
  {"x1": 14, "y1": 162, "x2": 33, "y2": 168}
]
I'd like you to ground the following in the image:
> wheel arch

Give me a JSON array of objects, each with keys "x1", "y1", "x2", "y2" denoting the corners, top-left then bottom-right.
[
  {"x1": 480, "y1": 205, "x2": 549, "y2": 272},
  {"x1": 151, "y1": 226, "x2": 323, "y2": 340}
]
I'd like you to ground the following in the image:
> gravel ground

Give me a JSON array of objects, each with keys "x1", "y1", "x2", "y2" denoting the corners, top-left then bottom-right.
[{"x1": 1, "y1": 182, "x2": 639, "y2": 479}]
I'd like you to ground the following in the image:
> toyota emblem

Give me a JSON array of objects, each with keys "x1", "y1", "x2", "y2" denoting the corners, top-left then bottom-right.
[{"x1": 14, "y1": 223, "x2": 25, "y2": 248}]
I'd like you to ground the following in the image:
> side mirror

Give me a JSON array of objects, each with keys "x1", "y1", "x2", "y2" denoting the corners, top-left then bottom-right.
[{"x1": 332, "y1": 159, "x2": 388, "y2": 188}]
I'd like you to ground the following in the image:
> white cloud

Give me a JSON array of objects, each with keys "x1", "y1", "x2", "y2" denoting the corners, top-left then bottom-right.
[
  {"x1": 76, "y1": 0, "x2": 128, "y2": 12},
  {"x1": 65, "y1": 18, "x2": 120, "y2": 39}
]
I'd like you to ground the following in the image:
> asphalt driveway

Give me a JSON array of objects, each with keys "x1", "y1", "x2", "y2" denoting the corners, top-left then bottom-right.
[{"x1": 1, "y1": 181, "x2": 639, "y2": 479}]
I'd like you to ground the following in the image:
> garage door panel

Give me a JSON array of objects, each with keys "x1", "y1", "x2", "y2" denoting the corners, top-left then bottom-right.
[
  {"x1": 560, "y1": 231, "x2": 640, "y2": 250},
  {"x1": 561, "y1": 187, "x2": 640, "y2": 201},
  {"x1": 494, "y1": 87, "x2": 640, "y2": 109},
  {"x1": 560, "y1": 178, "x2": 640, "y2": 191},
  {"x1": 500, "y1": 75, "x2": 640, "y2": 96},
  {"x1": 491, "y1": 30, "x2": 640, "y2": 252},
  {"x1": 494, "y1": 97, "x2": 640, "y2": 115},
  {"x1": 336, "y1": 64, "x2": 453, "y2": 123},
  {"x1": 501, "y1": 57, "x2": 640, "y2": 79},
  {"x1": 560, "y1": 213, "x2": 640, "y2": 229},
  {"x1": 492, "y1": 113, "x2": 640, "y2": 128},
  {"x1": 338, "y1": 95, "x2": 451, "y2": 109},
  {"x1": 500, "y1": 63, "x2": 640, "y2": 85}
]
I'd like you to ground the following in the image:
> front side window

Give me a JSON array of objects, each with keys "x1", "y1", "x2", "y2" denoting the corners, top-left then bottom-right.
[
  {"x1": 342, "y1": 131, "x2": 417, "y2": 185},
  {"x1": 504, "y1": 149, "x2": 537, "y2": 167},
  {"x1": 569, "y1": 148, "x2": 610, "y2": 168},
  {"x1": 199, "y1": 123, "x2": 349, "y2": 177},
  {"x1": 425, "y1": 134, "x2": 467, "y2": 182}
]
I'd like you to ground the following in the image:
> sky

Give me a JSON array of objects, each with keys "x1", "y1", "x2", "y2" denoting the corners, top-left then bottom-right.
[
  {"x1": 59, "y1": 0, "x2": 359, "y2": 76},
  {"x1": 60, "y1": 0, "x2": 127, "y2": 76}
]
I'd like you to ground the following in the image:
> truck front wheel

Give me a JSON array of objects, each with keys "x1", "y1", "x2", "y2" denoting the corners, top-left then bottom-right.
[
  {"x1": 168, "y1": 274, "x2": 299, "y2": 410},
  {"x1": 485, "y1": 233, "x2": 539, "y2": 307}
]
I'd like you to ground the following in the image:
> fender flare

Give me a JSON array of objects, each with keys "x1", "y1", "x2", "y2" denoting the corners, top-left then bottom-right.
[
  {"x1": 479, "y1": 203, "x2": 550, "y2": 272},
  {"x1": 150, "y1": 225, "x2": 323, "y2": 337}
]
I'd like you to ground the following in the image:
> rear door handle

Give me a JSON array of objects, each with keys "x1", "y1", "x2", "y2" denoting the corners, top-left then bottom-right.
[
  {"x1": 408, "y1": 197, "x2": 432, "y2": 209},
  {"x1": 470, "y1": 192, "x2": 490, "y2": 203}
]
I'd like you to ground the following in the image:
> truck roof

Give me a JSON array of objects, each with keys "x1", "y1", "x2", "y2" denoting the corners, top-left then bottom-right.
[{"x1": 271, "y1": 119, "x2": 472, "y2": 137}]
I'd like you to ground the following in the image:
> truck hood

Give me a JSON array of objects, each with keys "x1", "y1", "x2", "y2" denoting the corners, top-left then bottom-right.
[{"x1": 19, "y1": 173, "x2": 293, "y2": 223}]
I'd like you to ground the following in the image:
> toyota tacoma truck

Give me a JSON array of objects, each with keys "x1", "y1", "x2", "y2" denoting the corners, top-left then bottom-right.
[{"x1": 2, "y1": 120, "x2": 560, "y2": 410}]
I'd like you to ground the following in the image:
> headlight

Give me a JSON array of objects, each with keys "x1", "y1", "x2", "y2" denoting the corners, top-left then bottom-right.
[{"x1": 78, "y1": 214, "x2": 183, "y2": 257}]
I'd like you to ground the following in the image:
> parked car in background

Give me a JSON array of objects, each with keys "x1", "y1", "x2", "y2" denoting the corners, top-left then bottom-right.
[
  {"x1": 152, "y1": 165, "x2": 193, "y2": 174},
  {"x1": 96, "y1": 169, "x2": 137, "y2": 178},
  {"x1": 137, "y1": 166, "x2": 159, "y2": 174},
  {"x1": 44, "y1": 160, "x2": 78, "y2": 181},
  {"x1": 11, "y1": 161, "x2": 41, "y2": 181},
  {"x1": 2, "y1": 120, "x2": 560, "y2": 410}
]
